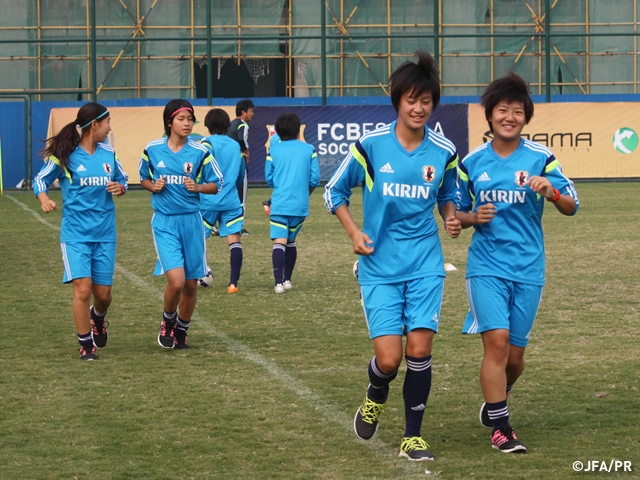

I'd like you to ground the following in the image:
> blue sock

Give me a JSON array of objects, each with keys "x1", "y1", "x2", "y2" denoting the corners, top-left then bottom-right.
[
  {"x1": 78, "y1": 331, "x2": 93, "y2": 347},
  {"x1": 229, "y1": 242, "x2": 243, "y2": 286},
  {"x1": 403, "y1": 355, "x2": 432, "y2": 438},
  {"x1": 487, "y1": 399, "x2": 510, "y2": 431},
  {"x1": 272, "y1": 244, "x2": 286, "y2": 285},
  {"x1": 366, "y1": 356, "x2": 398, "y2": 403},
  {"x1": 284, "y1": 242, "x2": 297, "y2": 282}
]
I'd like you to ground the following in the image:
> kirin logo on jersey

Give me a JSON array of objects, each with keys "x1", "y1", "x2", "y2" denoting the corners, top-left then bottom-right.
[
  {"x1": 422, "y1": 166, "x2": 436, "y2": 183},
  {"x1": 514, "y1": 170, "x2": 529, "y2": 187},
  {"x1": 184, "y1": 162, "x2": 193, "y2": 175},
  {"x1": 102, "y1": 163, "x2": 112, "y2": 174}
]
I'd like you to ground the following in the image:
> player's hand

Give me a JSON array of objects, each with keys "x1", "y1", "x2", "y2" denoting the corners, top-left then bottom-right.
[
  {"x1": 527, "y1": 175, "x2": 554, "y2": 199},
  {"x1": 350, "y1": 230, "x2": 374, "y2": 256},
  {"x1": 444, "y1": 215, "x2": 461, "y2": 238},
  {"x1": 152, "y1": 177, "x2": 166, "y2": 192},
  {"x1": 184, "y1": 177, "x2": 197, "y2": 192},
  {"x1": 475, "y1": 203, "x2": 496, "y2": 224},
  {"x1": 106, "y1": 181, "x2": 125, "y2": 196},
  {"x1": 41, "y1": 199, "x2": 57, "y2": 213}
]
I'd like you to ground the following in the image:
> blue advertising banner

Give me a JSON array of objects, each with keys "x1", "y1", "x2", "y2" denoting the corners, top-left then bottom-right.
[{"x1": 246, "y1": 104, "x2": 468, "y2": 183}]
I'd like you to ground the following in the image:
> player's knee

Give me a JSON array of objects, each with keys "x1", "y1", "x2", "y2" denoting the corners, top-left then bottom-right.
[{"x1": 376, "y1": 354, "x2": 402, "y2": 374}]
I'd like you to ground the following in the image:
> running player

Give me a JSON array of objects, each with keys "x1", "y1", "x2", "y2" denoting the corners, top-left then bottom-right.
[
  {"x1": 265, "y1": 113, "x2": 319, "y2": 294},
  {"x1": 227, "y1": 99, "x2": 254, "y2": 235},
  {"x1": 200, "y1": 108, "x2": 245, "y2": 294},
  {"x1": 456, "y1": 72, "x2": 579, "y2": 453},
  {"x1": 139, "y1": 99, "x2": 223, "y2": 350},
  {"x1": 33, "y1": 102, "x2": 128, "y2": 360},
  {"x1": 324, "y1": 50, "x2": 461, "y2": 461}
]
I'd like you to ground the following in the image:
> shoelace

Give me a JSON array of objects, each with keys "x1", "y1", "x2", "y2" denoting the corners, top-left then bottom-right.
[
  {"x1": 360, "y1": 400, "x2": 383, "y2": 424},
  {"x1": 402, "y1": 437, "x2": 429, "y2": 452},
  {"x1": 92, "y1": 319, "x2": 109, "y2": 335}
]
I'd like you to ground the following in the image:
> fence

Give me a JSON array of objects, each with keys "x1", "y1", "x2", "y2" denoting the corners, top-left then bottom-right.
[{"x1": 0, "y1": 1, "x2": 639, "y2": 103}]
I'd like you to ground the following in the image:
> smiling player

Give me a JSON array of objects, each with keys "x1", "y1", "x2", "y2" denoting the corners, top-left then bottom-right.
[
  {"x1": 456, "y1": 72, "x2": 579, "y2": 453},
  {"x1": 324, "y1": 50, "x2": 461, "y2": 462}
]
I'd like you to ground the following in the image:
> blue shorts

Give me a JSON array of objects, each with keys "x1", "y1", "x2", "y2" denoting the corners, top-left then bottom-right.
[
  {"x1": 61, "y1": 241, "x2": 116, "y2": 286},
  {"x1": 270, "y1": 215, "x2": 305, "y2": 242},
  {"x1": 360, "y1": 276, "x2": 445, "y2": 339},
  {"x1": 151, "y1": 212, "x2": 208, "y2": 280},
  {"x1": 462, "y1": 276, "x2": 544, "y2": 348},
  {"x1": 202, "y1": 206, "x2": 244, "y2": 238}
]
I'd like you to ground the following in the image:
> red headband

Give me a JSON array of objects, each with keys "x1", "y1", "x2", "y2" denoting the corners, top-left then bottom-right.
[{"x1": 170, "y1": 107, "x2": 194, "y2": 118}]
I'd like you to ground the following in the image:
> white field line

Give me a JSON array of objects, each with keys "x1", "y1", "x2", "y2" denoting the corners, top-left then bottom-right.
[{"x1": 6, "y1": 194, "x2": 416, "y2": 471}]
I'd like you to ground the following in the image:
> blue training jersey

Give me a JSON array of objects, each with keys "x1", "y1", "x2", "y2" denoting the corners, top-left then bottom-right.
[
  {"x1": 33, "y1": 143, "x2": 129, "y2": 243},
  {"x1": 457, "y1": 138, "x2": 579, "y2": 286},
  {"x1": 265, "y1": 139, "x2": 320, "y2": 217},
  {"x1": 138, "y1": 137, "x2": 223, "y2": 215},
  {"x1": 324, "y1": 121, "x2": 459, "y2": 285},
  {"x1": 199, "y1": 134, "x2": 244, "y2": 212}
]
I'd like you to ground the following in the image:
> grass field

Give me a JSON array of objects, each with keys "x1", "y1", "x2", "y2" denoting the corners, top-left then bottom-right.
[{"x1": 1, "y1": 183, "x2": 639, "y2": 479}]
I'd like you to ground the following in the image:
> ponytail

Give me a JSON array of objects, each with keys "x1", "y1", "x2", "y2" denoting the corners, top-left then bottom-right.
[{"x1": 42, "y1": 102, "x2": 109, "y2": 168}]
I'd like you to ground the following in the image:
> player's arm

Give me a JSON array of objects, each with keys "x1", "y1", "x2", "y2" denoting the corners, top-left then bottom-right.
[
  {"x1": 334, "y1": 204, "x2": 374, "y2": 256},
  {"x1": 437, "y1": 153, "x2": 462, "y2": 238},
  {"x1": 106, "y1": 153, "x2": 129, "y2": 197},
  {"x1": 139, "y1": 149, "x2": 165, "y2": 192},
  {"x1": 528, "y1": 175, "x2": 577, "y2": 216},
  {"x1": 239, "y1": 124, "x2": 250, "y2": 162},
  {"x1": 187, "y1": 152, "x2": 221, "y2": 194},
  {"x1": 33, "y1": 158, "x2": 64, "y2": 213},
  {"x1": 265, "y1": 154, "x2": 275, "y2": 188},
  {"x1": 455, "y1": 162, "x2": 495, "y2": 228},
  {"x1": 309, "y1": 150, "x2": 320, "y2": 196}
]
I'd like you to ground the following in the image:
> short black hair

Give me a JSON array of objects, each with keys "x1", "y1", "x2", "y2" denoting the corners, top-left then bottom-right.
[
  {"x1": 274, "y1": 113, "x2": 300, "y2": 141},
  {"x1": 204, "y1": 108, "x2": 231, "y2": 135},
  {"x1": 163, "y1": 99, "x2": 195, "y2": 137},
  {"x1": 235, "y1": 99, "x2": 255, "y2": 117},
  {"x1": 481, "y1": 72, "x2": 534, "y2": 133},
  {"x1": 389, "y1": 49, "x2": 440, "y2": 112}
]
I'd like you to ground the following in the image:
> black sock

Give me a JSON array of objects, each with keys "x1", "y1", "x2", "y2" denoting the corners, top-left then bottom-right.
[
  {"x1": 229, "y1": 242, "x2": 243, "y2": 286},
  {"x1": 175, "y1": 317, "x2": 190, "y2": 333},
  {"x1": 163, "y1": 310, "x2": 177, "y2": 327},
  {"x1": 506, "y1": 382, "x2": 515, "y2": 395},
  {"x1": 78, "y1": 331, "x2": 93, "y2": 347},
  {"x1": 91, "y1": 307, "x2": 106, "y2": 321},
  {"x1": 487, "y1": 399, "x2": 510, "y2": 431},
  {"x1": 403, "y1": 355, "x2": 432, "y2": 438},
  {"x1": 272, "y1": 244, "x2": 286, "y2": 285},
  {"x1": 284, "y1": 242, "x2": 297, "y2": 282},
  {"x1": 366, "y1": 356, "x2": 398, "y2": 403}
]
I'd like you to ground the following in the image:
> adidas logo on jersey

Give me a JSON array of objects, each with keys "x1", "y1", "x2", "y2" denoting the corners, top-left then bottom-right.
[
  {"x1": 379, "y1": 163, "x2": 394, "y2": 173},
  {"x1": 77, "y1": 165, "x2": 86, "y2": 172},
  {"x1": 478, "y1": 171, "x2": 491, "y2": 181},
  {"x1": 157, "y1": 161, "x2": 166, "y2": 168}
]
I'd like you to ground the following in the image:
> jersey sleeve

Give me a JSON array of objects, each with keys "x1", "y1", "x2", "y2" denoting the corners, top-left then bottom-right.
[
  {"x1": 265, "y1": 153, "x2": 274, "y2": 188},
  {"x1": 323, "y1": 142, "x2": 366, "y2": 214},
  {"x1": 113, "y1": 153, "x2": 129, "y2": 192},
  {"x1": 138, "y1": 148, "x2": 153, "y2": 182},
  {"x1": 436, "y1": 152, "x2": 459, "y2": 208},
  {"x1": 543, "y1": 155, "x2": 579, "y2": 215},
  {"x1": 33, "y1": 157, "x2": 66, "y2": 197},
  {"x1": 238, "y1": 123, "x2": 249, "y2": 152},
  {"x1": 455, "y1": 160, "x2": 474, "y2": 213},
  {"x1": 198, "y1": 151, "x2": 223, "y2": 192},
  {"x1": 309, "y1": 149, "x2": 320, "y2": 188}
]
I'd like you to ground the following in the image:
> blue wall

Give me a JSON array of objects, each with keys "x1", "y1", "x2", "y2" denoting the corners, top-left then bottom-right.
[{"x1": 3, "y1": 93, "x2": 640, "y2": 189}]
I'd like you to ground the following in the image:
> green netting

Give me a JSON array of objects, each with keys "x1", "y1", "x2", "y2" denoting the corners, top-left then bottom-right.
[{"x1": 0, "y1": 1, "x2": 639, "y2": 99}]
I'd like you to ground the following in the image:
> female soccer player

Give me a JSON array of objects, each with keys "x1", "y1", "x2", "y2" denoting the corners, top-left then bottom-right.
[
  {"x1": 324, "y1": 50, "x2": 461, "y2": 461},
  {"x1": 456, "y1": 72, "x2": 579, "y2": 453},
  {"x1": 200, "y1": 108, "x2": 245, "y2": 293},
  {"x1": 265, "y1": 113, "x2": 319, "y2": 293},
  {"x1": 139, "y1": 99, "x2": 223, "y2": 349},
  {"x1": 33, "y1": 102, "x2": 128, "y2": 360}
]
